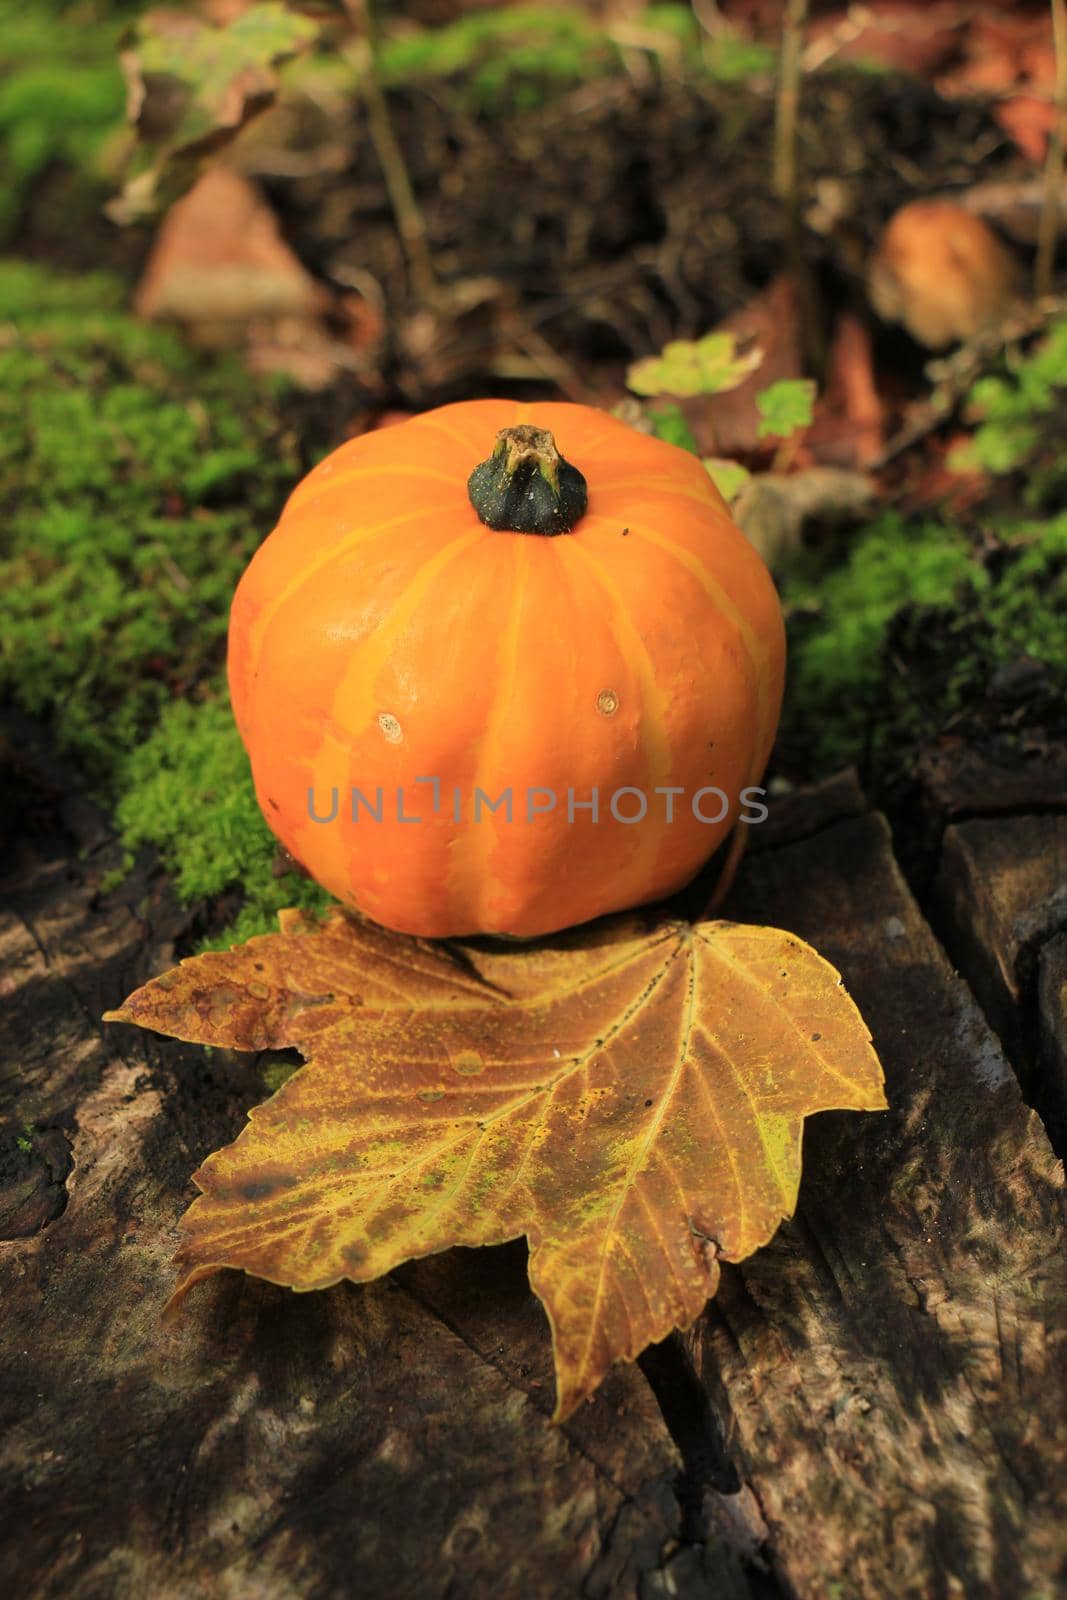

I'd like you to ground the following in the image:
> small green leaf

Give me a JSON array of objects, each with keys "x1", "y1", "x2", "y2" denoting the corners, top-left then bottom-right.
[
  {"x1": 703, "y1": 458, "x2": 751, "y2": 502},
  {"x1": 647, "y1": 403, "x2": 698, "y2": 453},
  {"x1": 949, "y1": 424, "x2": 1037, "y2": 476},
  {"x1": 756, "y1": 378, "x2": 816, "y2": 440},
  {"x1": 627, "y1": 332, "x2": 763, "y2": 399}
]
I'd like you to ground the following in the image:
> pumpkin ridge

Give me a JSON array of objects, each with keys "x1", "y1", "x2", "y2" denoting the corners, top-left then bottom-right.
[
  {"x1": 245, "y1": 504, "x2": 454, "y2": 687},
  {"x1": 566, "y1": 539, "x2": 673, "y2": 907},
  {"x1": 592, "y1": 478, "x2": 718, "y2": 509},
  {"x1": 470, "y1": 533, "x2": 598, "y2": 933},
  {"x1": 289, "y1": 462, "x2": 463, "y2": 514},
  {"x1": 292, "y1": 527, "x2": 487, "y2": 896},
  {"x1": 595, "y1": 513, "x2": 774, "y2": 761},
  {"x1": 460, "y1": 538, "x2": 531, "y2": 931},
  {"x1": 414, "y1": 409, "x2": 510, "y2": 458}
]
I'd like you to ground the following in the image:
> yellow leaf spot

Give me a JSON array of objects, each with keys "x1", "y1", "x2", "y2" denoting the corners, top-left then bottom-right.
[{"x1": 450, "y1": 1049, "x2": 485, "y2": 1076}]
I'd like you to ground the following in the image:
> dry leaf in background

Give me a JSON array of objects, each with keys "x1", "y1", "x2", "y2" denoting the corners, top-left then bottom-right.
[
  {"x1": 134, "y1": 166, "x2": 348, "y2": 386},
  {"x1": 868, "y1": 200, "x2": 1022, "y2": 349},
  {"x1": 106, "y1": 906, "x2": 886, "y2": 1418},
  {"x1": 112, "y1": 2, "x2": 320, "y2": 221},
  {"x1": 134, "y1": 166, "x2": 328, "y2": 329}
]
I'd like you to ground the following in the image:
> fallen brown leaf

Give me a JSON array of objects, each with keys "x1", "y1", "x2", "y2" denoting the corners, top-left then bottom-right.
[
  {"x1": 111, "y1": 2, "x2": 320, "y2": 222},
  {"x1": 105, "y1": 905, "x2": 886, "y2": 1418},
  {"x1": 136, "y1": 166, "x2": 326, "y2": 328},
  {"x1": 868, "y1": 200, "x2": 1023, "y2": 349}
]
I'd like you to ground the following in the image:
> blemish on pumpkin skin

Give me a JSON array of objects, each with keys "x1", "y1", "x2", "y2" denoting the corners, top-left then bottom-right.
[
  {"x1": 377, "y1": 712, "x2": 403, "y2": 743},
  {"x1": 418, "y1": 1089, "x2": 445, "y2": 1102},
  {"x1": 450, "y1": 1049, "x2": 485, "y2": 1076},
  {"x1": 596, "y1": 690, "x2": 619, "y2": 716}
]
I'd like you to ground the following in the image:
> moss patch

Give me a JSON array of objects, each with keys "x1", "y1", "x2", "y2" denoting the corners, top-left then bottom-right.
[
  {"x1": 0, "y1": 258, "x2": 329, "y2": 944},
  {"x1": 782, "y1": 318, "x2": 1067, "y2": 785},
  {"x1": 374, "y1": 4, "x2": 772, "y2": 112},
  {"x1": 0, "y1": 258, "x2": 294, "y2": 780},
  {"x1": 0, "y1": 0, "x2": 128, "y2": 245},
  {"x1": 781, "y1": 512, "x2": 1067, "y2": 782},
  {"x1": 952, "y1": 317, "x2": 1067, "y2": 510},
  {"x1": 116, "y1": 697, "x2": 332, "y2": 949}
]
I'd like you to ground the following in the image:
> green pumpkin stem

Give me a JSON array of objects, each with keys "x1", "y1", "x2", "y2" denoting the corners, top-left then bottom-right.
[{"x1": 467, "y1": 425, "x2": 588, "y2": 536}]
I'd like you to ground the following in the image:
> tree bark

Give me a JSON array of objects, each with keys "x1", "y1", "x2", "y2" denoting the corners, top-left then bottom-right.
[{"x1": 2, "y1": 731, "x2": 1065, "y2": 1598}]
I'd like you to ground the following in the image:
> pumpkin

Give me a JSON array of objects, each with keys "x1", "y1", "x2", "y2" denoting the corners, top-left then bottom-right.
[{"x1": 228, "y1": 400, "x2": 785, "y2": 939}]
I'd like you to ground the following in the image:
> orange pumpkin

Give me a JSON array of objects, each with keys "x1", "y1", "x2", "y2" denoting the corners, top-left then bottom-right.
[{"x1": 228, "y1": 400, "x2": 785, "y2": 938}]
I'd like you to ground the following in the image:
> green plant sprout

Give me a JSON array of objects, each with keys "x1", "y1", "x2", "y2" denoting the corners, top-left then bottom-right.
[
  {"x1": 756, "y1": 377, "x2": 816, "y2": 439},
  {"x1": 703, "y1": 459, "x2": 752, "y2": 502},
  {"x1": 626, "y1": 331, "x2": 763, "y2": 398},
  {"x1": 950, "y1": 318, "x2": 1067, "y2": 503},
  {"x1": 624, "y1": 334, "x2": 816, "y2": 499},
  {"x1": 0, "y1": 0, "x2": 126, "y2": 243}
]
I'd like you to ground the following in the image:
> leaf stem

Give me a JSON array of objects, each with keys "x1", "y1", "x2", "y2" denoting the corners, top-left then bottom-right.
[
  {"x1": 772, "y1": 0, "x2": 824, "y2": 378},
  {"x1": 1035, "y1": 0, "x2": 1067, "y2": 299},
  {"x1": 345, "y1": 0, "x2": 441, "y2": 309}
]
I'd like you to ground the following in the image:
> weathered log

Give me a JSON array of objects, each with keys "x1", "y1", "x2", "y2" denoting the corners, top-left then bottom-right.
[
  {"x1": 1038, "y1": 934, "x2": 1067, "y2": 1164},
  {"x1": 3, "y1": 764, "x2": 1065, "y2": 1599},
  {"x1": 690, "y1": 803, "x2": 1067, "y2": 1600},
  {"x1": 0, "y1": 808, "x2": 756, "y2": 1598},
  {"x1": 932, "y1": 815, "x2": 1067, "y2": 1144}
]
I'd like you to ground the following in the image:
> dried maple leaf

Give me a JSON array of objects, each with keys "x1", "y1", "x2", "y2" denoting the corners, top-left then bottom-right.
[
  {"x1": 105, "y1": 906, "x2": 886, "y2": 1418},
  {"x1": 111, "y1": 3, "x2": 320, "y2": 222}
]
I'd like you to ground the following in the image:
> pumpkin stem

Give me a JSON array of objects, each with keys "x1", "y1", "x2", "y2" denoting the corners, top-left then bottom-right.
[{"x1": 467, "y1": 425, "x2": 588, "y2": 536}]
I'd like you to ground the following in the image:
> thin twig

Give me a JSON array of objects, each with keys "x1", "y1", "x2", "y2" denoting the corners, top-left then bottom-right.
[
  {"x1": 772, "y1": 0, "x2": 823, "y2": 377},
  {"x1": 1035, "y1": 0, "x2": 1067, "y2": 298},
  {"x1": 703, "y1": 821, "x2": 749, "y2": 918},
  {"x1": 344, "y1": 0, "x2": 440, "y2": 309},
  {"x1": 772, "y1": 0, "x2": 807, "y2": 209},
  {"x1": 690, "y1": 0, "x2": 729, "y2": 39}
]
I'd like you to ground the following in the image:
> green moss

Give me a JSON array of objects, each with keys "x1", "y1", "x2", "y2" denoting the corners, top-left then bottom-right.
[
  {"x1": 374, "y1": 3, "x2": 764, "y2": 113},
  {"x1": 98, "y1": 855, "x2": 134, "y2": 896},
  {"x1": 952, "y1": 318, "x2": 1067, "y2": 508},
  {"x1": 694, "y1": 30, "x2": 776, "y2": 82},
  {"x1": 377, "y1": 5, "x2": 621, "y2": 109},
  {"x1": 0, "y1": 258, "x2": 295, "y2": 783},
  {"x1": 114, "y1": 697, "x2": 332, "y2": 948},
  {"x1": 377, "y1": 7, "x2": 591, "y2": 79},
  {"x1": 0, "y1": 259, "x2": 331, "y2": 945},
  {"x1": 980, "y1": 514, "x2": 1067, "y2": 660},
  {"x1": 784, "y1": 517, "x2": 981, "y2": 727},
  {"x1": 782, "y1": 321, "x2": 1067, "y2": 781},
  {"x1": 262, "y1": 1056, "x2": 300, "y2": 1094},
  {"x1": 782, "y1": 513, "x2": 1067, "y2": 780},
  {"x1": 0, "y1": 1, "x2": 128, "y2": 242}
]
